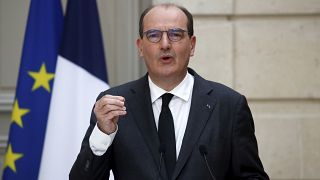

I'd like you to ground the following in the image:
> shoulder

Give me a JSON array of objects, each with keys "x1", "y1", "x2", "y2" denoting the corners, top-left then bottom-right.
[
  {"x1": 191, "y1": 69, "x2": 250, "y2": 117},
  {"x1": 190, "y1": 68, "x2": 243, "y2": 100},
  {"x1": 208, "y1": 80, "x2": 241, "y2": 99}
]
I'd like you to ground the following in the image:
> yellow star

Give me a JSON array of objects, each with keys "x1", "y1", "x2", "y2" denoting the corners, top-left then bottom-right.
[
  {"x1": 3, "y1": 144, "x2": 23, "y2": 173},
  {"x1": 11, "y1": 99, "x2": 30, "y2": 128},
  {"x1": 28, "y1": 63, "x2": 55, "y2": 92}
]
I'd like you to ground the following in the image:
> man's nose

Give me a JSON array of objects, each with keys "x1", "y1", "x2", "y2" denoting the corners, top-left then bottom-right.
[{"x1": 160, "y1": 32, "x2": 171, "y2": 49}]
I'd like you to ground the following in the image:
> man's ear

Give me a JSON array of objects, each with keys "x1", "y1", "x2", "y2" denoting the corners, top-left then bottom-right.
[
  {"x1": 190, "y1": 36, "x2": 196, "y2": 57},
  {"x1": 136, "y1": 38, "x2": 143, "y2": 57}
]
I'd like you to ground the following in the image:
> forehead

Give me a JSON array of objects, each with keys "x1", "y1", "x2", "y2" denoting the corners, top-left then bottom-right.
[{"x1": 143, "y1": 6, "x2": 188, "y2": 30}]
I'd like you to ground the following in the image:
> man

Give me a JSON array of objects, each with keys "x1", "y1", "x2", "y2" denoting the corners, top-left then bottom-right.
[{"x1": 70, "y1": 3, "x2": 269, "y2": 180}]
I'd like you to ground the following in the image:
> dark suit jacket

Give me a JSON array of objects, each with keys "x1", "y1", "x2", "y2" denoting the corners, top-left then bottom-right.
[{"x1": 70, "y1": 69, "x2": 269, "y2": 180}]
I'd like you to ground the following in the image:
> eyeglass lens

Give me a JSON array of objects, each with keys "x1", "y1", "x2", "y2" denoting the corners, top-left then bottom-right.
[{"x1": 145, "y1": 28, "x2": 187, "y2": 43}]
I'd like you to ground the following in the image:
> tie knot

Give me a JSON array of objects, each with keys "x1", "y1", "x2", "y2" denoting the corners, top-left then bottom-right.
[{"x1": 161, "y1": 93, "x2": 173, "y2": 107}]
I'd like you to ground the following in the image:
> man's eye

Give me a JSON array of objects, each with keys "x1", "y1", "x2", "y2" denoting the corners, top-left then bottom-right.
[
  {"x1": 147, "y1": 32, "x2": 161, "y2": 38},
  {"x1": 171, "y1": 32, "x2": 182, "y2": 37},
  {"x1": 169, "y1": 31, "x2": 183, "y2": 39}
]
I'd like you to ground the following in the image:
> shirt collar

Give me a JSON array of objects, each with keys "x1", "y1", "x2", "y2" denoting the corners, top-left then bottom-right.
[{"x1": 149, "y1": 72, "x2": 194, "y2": 103}]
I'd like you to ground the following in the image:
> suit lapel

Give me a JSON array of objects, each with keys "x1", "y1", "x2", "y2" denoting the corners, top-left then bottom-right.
[
  {"x1": 124, "y1": 70, "x2": 216, "y2": 179},
  {"x1": 126, "y1": 76, "x2": 161, "y2": 168},
  {"x1": 172, "y1": 71, "x2": 216, "y2": 180}
]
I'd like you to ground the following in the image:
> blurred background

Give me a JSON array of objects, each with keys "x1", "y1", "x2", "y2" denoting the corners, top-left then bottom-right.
[{"x1": 1, "y1": 0, "x2": 319, "y2": 179}]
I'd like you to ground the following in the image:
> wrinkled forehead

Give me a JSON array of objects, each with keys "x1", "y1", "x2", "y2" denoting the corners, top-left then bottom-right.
[{"x1": 143, "y1": 6, "x2": 188, "y2": 31}]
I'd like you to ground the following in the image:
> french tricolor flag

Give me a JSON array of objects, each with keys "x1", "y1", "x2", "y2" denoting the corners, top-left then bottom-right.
[{"x1": 39, "y1": 0, "x2": 109, "y2": 179}]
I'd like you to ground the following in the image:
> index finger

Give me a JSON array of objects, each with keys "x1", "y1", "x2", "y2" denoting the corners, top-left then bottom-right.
[
  {"x1": 96, "y1": 95, "x2": 125, "y2": 109},
  {"x1": 103, "y1": 94, "x2": 125, "y2": 102}
]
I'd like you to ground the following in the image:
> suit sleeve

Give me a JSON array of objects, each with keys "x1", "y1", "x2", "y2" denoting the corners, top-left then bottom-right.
[
  {"x1": 69, "y1": 92, "x2": 113, "y2": 180},
  {"x1": 231, "y1": 95, "x2": 269, "y2": 179}
]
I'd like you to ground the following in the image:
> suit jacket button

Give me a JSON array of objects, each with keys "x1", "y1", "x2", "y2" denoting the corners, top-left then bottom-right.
[{"x1": 84, "y1": 160, "x2": 90, "y2": 172}]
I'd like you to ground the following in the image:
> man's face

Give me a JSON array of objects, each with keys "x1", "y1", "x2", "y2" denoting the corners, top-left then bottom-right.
[{"x1": 136, "y1": 6, "x2": 196, "y2": 82}]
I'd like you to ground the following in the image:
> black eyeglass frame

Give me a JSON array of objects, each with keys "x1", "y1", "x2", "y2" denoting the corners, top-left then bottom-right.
[{"x1": 142, "y1": 28, "x2": 189, "y2": 43}]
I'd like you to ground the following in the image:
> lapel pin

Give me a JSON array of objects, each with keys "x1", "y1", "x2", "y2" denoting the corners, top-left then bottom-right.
[{"x1": 206, "y1": 104, "x2": 211, "y2": 109}]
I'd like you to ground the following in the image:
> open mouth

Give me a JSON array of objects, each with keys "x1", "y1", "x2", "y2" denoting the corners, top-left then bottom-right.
[
  {"x1": 162, "y1": 56, "x2": 171, "y2": 60},
  {"x1": 160, "y1": 54, "x2": 173, "y2": 61}
]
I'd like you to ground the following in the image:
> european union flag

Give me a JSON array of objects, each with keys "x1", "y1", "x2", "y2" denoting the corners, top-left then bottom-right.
[{"x1": 2, "y1": 0, "x2": 63, "y2": 179}]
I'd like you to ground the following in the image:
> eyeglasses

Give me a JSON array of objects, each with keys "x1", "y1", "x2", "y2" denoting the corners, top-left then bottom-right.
[{"x1": 143, "y1": 28, "x2": 188, "y2": 43}]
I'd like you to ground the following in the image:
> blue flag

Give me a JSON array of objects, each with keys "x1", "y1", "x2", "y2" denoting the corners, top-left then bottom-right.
[{"x1": 2, "y1": 0, "x2": 63, "y2": 179}]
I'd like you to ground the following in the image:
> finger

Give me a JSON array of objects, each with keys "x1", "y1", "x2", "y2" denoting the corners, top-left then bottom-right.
[
  {"x1": 95, "y1": 109, "x2": 126, "y2": 124},
  {"x1": 101, "y1": 95, "x2": 125, "y2": 106},
  {"x1": 103, "y1": 94, "x2": 125, "y2": 102},
  {"x1": 95, "y1": 104, "x2": 126, "y2": 115},
  {"x1": 97, "y1": 96, "x2": 125, "y2": 109},
  {"x1": 104, "y1": 110, "x2": 127, "y2": 120}
]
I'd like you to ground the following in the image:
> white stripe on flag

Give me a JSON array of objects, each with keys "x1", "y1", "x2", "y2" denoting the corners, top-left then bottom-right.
[{"x1": 39, "y1": 56, "x2": 109, "y2": 180}]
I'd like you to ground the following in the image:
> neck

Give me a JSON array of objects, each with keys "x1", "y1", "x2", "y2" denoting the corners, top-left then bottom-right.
[{"x1": 149, "y1": 71, "x2": 187, "y2": 91}]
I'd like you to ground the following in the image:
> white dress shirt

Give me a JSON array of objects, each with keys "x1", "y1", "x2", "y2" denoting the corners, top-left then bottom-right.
[{"x1": 89, "y1": 72, "x2": 194, "y2": 157}]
